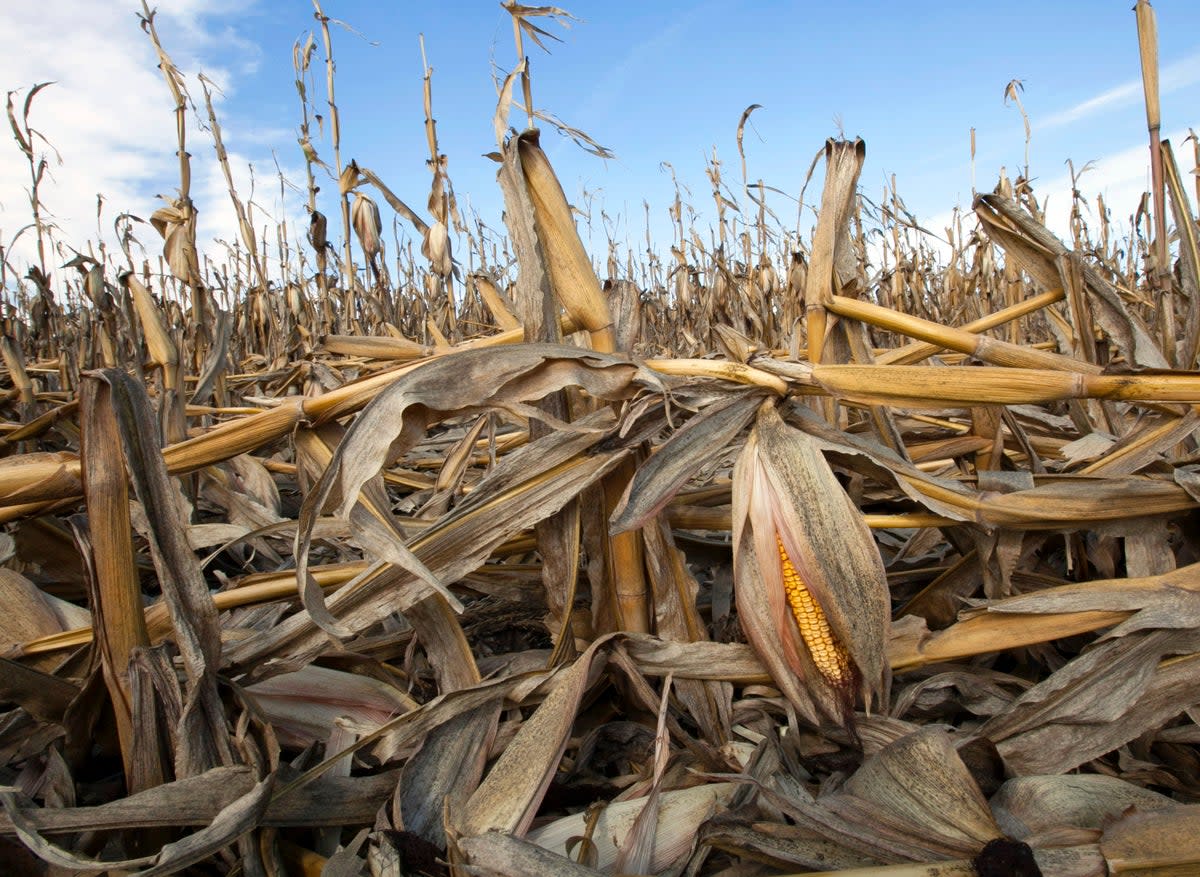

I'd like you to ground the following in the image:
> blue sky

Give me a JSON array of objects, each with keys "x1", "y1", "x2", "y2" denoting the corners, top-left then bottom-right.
[{"x1": 2, "y1": 0, "x2": 1199, "y2": 277}]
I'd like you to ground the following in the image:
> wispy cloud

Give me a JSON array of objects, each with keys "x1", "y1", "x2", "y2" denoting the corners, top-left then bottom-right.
[{"x1": 1042, "y1": 51, "x2": 1200, "y2": 130}]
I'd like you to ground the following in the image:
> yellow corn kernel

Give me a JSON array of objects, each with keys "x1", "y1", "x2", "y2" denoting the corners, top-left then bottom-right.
[{"x1": 776, "y1": 533, "x2": 853, "y2": 687}]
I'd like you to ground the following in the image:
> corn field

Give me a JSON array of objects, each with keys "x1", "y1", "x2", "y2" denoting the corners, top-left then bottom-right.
[{"x1": 0, "y1": 2, "x2": 1199, "y2": 875}]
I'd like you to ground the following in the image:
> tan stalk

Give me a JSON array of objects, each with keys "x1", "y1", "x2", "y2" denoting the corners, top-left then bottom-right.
[
  {"x1": 138, "y1": 3, "x2": 198, "y2": 445},
  {"x1": 1162, "y1": 139, "x2": 1200, "y2": 367},
  {"x1": 312, "y1": 0, "x2": 354, "y2": 287},
  {"x1": 805, "y1": 139, "x2": 865, "y2": 366},
  {"x1": 198, "y1": 75, "x2": 268, "y2": 293},
  {"x1": 79, "y1": 375, "x2": 152, "y2": 792},
  {"x1": 1135, "y1": 0, "x2": 1171, "y2": 359},
  {"x1": 827, "y1": 293, "x2": 1098, "y2": 373}
]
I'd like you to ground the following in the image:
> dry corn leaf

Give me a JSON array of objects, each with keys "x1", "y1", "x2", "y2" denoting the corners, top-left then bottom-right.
[
  {"x1": 460, "y1": 830, "x2": 603, "y2": 877},
  {"x1": 980, "y1": 631, "x2": 1200, "y2": 775},
  {"x1": 1100, "y1": 803, "x2": 1200, "y2": 875},
  {"x1": 229, "y1": 409, "x2": 628, "y2": 677},
  {"x1": 611, "y1": 389, "x2": 766, "y2": 535},
  {"x1": 395, "y1": 704, "x2": 500, "y2": 848},
  {"x1": 779, "y1": 400, "x2": 974, "y2": 522},
  {"x1": 642, "y1": 518, "x2": 732, "y2": 746},
  {"x1": 1, "y1": 772, "x2": 273, "y2": 875},
  {"x1": 610, "y1": 672, "x2": 671, "y2": 875},
  {"x1": 698, "y1": 818, "x2": 882, "y2": 873},
  {"x1": 839, "y1": 728, "x2": 1003, "y2": 854},
  {"x1": 291, "y1": 345, "x2": 656, "y2": 641},
  {"x1": 458, "y1": 635, "x2": 614, "y2": 837},
  {"x1": 759, "y1": 727, "x2": 1001, "y2": 864},
  {"x1": 0, "y1": 568, "x2": 89, "y2": 668},
  {"x1": 990, "y1": 774, "x2": 1174, "y2": 841},
  {"x1": 977, "y1": 193, "x2": 1169, "y2": 369},
  {"x1": 244, "y1": 664, "x2": 417, "y2": 750},
  {"x1": 0, "y1": 657, "x2": 78, "y2": 723}
]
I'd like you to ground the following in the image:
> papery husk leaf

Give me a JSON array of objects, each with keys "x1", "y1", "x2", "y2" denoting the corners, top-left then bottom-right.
[
  {"x1": 244, "y1": 664, "x2": 417, "y2": 749},
  {"x1": 732, "y1": 491, "x2": 824, "y2": 725},
  {"x1": 806, "y1": 138, "x2": 865, "y2": 365},
  {"x1": 471, "y1": 272, "x2": 521, "y2": 330},
  {"x1": 421, "y1": 219, "x2": 452, "y2": 277},
  {"x1": 796, "y1": 849, "x2": 1107, "y2": 877},
  {"x1": 294, "y1": 425, "x2": 457, "y2": 645},
  {"x1": 123, "y1": 272, "x2": 178, "y2": 379},
  {"x1": 529, "y1": 782, "x2": 737, "y2": 872},
  {"x1": 351, "y1": 191, "x2": 382, "y2": 262}
]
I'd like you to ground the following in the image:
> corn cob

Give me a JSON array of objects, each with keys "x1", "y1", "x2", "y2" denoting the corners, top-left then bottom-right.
[{"x1": 776, "y1": 532, "x2": 853, "y2": 688}]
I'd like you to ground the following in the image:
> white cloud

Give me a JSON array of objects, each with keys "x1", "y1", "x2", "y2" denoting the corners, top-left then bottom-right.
[
  {"x1": 0, "y1": 0, "x2": 289, "y2": 296},
  {"x1": 1042, "y1": 52, "x2": 1200, "y2": 130}
]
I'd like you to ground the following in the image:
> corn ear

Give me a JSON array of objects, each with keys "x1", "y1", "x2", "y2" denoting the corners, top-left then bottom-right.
[
  {"x1": 733, "y1": 401, "x2": 890, "y2": 731},
  {"x1": 777, "y1": 533, "x2": 854, "y2": 690}
]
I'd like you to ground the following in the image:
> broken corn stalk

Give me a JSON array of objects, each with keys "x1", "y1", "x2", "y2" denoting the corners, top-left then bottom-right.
[{"x1": 733, "y1": 400, "x2": 890, "y2": 732}]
